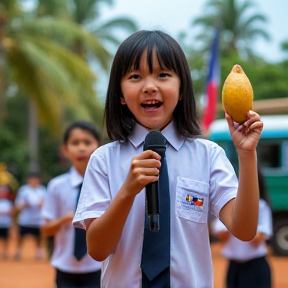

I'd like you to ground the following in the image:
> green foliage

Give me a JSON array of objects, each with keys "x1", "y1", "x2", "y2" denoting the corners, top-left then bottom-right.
[
  {"x1": 0, "y1": 95, "x2": 29, "y2": 183},
  {"x1": 0, "y1": 0, "x2": 138, "y2": 182},
  {"x1": 183, "y1": 0, "x2": 288, "y2": 123},
  {"x1": 2, "y1": 9, "x2": 105, "y2": 133},
  {"x1": 192, "y1": 0, "x2": 269, "y2": 60},
  {"x1": 0, "y1": 94, "x2": 70, "y2": 184}
]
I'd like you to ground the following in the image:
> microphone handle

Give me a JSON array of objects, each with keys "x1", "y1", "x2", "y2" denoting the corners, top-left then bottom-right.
[
  {"x1": 146, "y1": 154, "x2": 163, "y2": 231},
  {"x1": 146, "y1": 180, "x2": 160, "y2": 231},
  {"x1": 144, "y1": 143, "x2": 166, "y2": 231},
  {"x1": 146, "y1": 182, "x2": 159, "y2": 215}
]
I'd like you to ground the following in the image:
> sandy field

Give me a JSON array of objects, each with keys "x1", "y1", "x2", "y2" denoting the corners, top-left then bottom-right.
[{"x1": 0, "y1": 227, "x2": 287, "y2": 288}]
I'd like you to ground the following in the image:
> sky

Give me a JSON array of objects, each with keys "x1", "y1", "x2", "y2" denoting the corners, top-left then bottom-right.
[{"x1": 99, "y1": 0, "x2": 288, "y2": 63}]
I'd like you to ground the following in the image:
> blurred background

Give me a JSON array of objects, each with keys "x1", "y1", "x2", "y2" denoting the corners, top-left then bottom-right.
[{"x1": 0, "y1": 0, "x2": 287, "y2": 183}]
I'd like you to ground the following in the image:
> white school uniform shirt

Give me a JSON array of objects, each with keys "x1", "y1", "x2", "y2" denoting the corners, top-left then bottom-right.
[
  {"x1": 212, "y1": 199, "x2": 273, "y2": 261},
  {"x1": 15, "y1": 183, "x2": 47, "y2": 227},
  {"x1": 0, "y1": 199, "x2": 13, "y2": 228},
  {"x1": 73, "y1": 121, "x2": 238, "y2": 288},
  {"x1": 42, "y1": 166, "x2": 102, "y2": 273}
]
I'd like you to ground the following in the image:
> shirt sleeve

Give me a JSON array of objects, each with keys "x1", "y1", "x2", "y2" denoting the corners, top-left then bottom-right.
[
  {"x1": 73, "y1": 149, "x2": 111, "y2": 229},
  {"x1": 257, "y1": 199, "x2": 273, "y2": 237},
  {"x1": 41, "y1": 180, "x2": 59, "y2": 221},
  {"x1": 14, "y1": 187, "x2": 26, "y2": 207},
  {"x1": 209, "y1": 144, "x2": 238, "y2": 218}
]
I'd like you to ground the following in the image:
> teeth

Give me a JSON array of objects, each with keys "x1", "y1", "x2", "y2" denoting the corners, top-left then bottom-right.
[
  {"x1": 142, "y1": 100, "x2": 159, "y2": 105},
  {"x1": 141, "y1": 101, "x2": 162, "y2": 108}
]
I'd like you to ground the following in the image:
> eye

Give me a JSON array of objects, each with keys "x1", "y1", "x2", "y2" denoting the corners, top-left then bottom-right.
[
  {"x1": 70, "y1": 139, "x2": 80, "y2": 146},
  {"x1": 84, "y1": 140, "x2": 93, "y2": 146},
  {"x1": 159, "y1": 72, "x2": 171, "y2": 78},
  {"x1": 128, "y1": 74, "x2": 141, "y2": 80}
]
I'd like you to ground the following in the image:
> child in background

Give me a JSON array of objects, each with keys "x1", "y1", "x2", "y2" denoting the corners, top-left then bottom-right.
[
  {"x1": 0, "y1": 187, "x2": 14, "y2": 259},
  {"x1": 14, "y1": 171, "x2": 47, "y2": 259},
  {"x1": 212, "y1": 167, "x2": 273, "y2": 288},
  {"x1": 73, "y1": 30, "x2": 263, "y2": 288},
  {"x1": 41, "y1": 121, "x2": 102, "y2": 288},
  {"x1": 0, "y1": 163, "x2": 18, "y2": 259}
]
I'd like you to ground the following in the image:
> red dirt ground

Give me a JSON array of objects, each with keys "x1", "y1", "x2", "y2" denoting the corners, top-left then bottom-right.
[{"x1": 0, "y1": 227, "x2": 287, "y2": 288}]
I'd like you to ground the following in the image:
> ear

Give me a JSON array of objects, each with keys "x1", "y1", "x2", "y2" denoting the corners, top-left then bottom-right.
[
  {"x1": 61, "y1": 145, "x2": 69, "y2": 158},
  {"x1": 120, "y1": 96, "x2": 126, "y2": 105}
]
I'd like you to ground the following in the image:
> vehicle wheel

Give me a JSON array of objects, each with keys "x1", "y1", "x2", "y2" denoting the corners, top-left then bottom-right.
[{"x1": 271, "y1": 219, "x2": 288, "y2": 256}]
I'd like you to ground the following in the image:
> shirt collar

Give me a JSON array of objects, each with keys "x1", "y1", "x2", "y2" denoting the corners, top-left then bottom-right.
[
  {"x1": 128, "y1": 120, "x2": 185, "y2": 151},
  {"x1": 68, "y1": 166, "x2": 83, "y2": 188}
]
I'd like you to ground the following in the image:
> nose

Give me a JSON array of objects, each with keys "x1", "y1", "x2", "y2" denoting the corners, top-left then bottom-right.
[
  {"x1": 78, "y1": 142, "x2": 87, "y2": 151},
  {"x1": 142, "y1": 79, "x2": 157, "y2": 94}
]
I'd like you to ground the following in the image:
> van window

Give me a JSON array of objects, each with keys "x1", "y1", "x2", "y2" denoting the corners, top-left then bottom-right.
[{"x1": 257, "y1": 142, "x2": 281, "y2": 168}]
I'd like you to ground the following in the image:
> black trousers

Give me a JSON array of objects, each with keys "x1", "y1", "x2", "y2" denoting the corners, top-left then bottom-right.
[
  {"x1": 226, "y1": 256, "x2": 271, "y2": 288},
  {"x1": 56, "y1": 269, "x2": 101, "y2": 288}
]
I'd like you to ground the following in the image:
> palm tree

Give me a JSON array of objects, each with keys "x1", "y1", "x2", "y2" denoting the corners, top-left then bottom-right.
[
  {"x1": 0, "y1": 1, "x2": 107, "y2": 171},
  {"x1": 192, "y1": 0, "x2": 269, "y2": 59},
  {"x1": 36, "y1": 0, "x2": 137, "y2": 63},
  {"x1": 70, "y1": 0, "x2": 137, "y2": 54},
  {"x1": 36, "y1": 0, "x2": 138, "y2": 114}
]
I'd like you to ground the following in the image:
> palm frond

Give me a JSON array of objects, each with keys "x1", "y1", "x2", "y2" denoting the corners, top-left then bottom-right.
[{"x1": 18, "y1": 17, "x2": 111, "y2": 69}]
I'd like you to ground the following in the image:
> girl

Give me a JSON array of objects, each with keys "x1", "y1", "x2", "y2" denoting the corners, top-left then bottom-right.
[
  {"x1": 41, "y1": 121, "x2": 102, "y2": 288},
  {"x1": 14, "y1": 171, "x2": 47, "y2": 259},
  {"x1": 73, "y1": 30, "x2": 263, "y2": 288},
  {"x1": 212, "y1": 167, "x2": 273, "y2": 288}
]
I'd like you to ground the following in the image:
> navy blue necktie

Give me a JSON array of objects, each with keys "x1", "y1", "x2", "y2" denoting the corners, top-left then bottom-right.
[
  {"x1": 73, "y1": 183, "x2": 87, "y2": 261},
  {"x1": 141, "y1": 152, "x2": 171, "y2": 287}
]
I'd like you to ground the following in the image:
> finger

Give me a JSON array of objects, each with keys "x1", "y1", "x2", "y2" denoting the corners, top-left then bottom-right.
[
  {"x1": 132, "y1": 167, "x2": 160, "y2": 186},
  {"x1": 225, "y1": 112, "x2": 236, "y2": 133},
  {"x1": 243, "y1": 110, "x2": 261, "y2": 127},
  {"x1": 139, "y1": 150, "x2": 162, "y2": 161},
  {"x1": 248, "y1": 121, "x2": 264, "y2": 133},
  {"x1": 135, "y1": 166, "x2": 160, "y2": 177},
  {"x1": 131, "y1": 157, "x2": 161, "y2": 171}
]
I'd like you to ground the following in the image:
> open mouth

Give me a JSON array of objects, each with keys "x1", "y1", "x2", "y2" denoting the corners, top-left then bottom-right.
[
  {"x1": 140, "y1": 101, "x2": 163, "y2": 108},
  {"x1": 76, "y1": 156, "x2": 88, "y2": 161}
]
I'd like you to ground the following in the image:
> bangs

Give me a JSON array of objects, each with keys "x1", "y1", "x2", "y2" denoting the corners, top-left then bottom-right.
[{"x1": 120, "y1": 31, "x2": 179, "y2": 75}]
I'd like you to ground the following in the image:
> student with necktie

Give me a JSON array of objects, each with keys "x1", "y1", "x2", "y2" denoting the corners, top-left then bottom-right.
[
  {"x1": 73, "y1": 30, "x2": 264, "y2": 288},
  {"x1": 41, "y1": 121, "x2": 102, "y2": 288}
]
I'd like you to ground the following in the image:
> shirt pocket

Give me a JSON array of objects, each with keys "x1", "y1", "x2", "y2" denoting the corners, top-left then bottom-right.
[{"x1": 175, "y1": 177, "x2": 209, "y2": 223}]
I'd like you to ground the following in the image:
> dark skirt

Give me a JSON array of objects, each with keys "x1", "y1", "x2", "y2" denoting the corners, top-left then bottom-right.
[
  {"x1": 227, "y1": 256, "x2": 271, "y2": 288},
  {"x1": 56, "y1": 269, "x2": 101, "y2": 288}
]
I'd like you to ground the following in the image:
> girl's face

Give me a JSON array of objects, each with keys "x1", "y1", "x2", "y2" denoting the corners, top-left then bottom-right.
[
  {"x1": 120, "y1": 50, "x2": 181, "y2": 131},
  {"x1": 62, "y1": 128, "x2": 99, "y2": 175},
  {"x1": 27, "y1": 177, "x2": 40, "y2": 188}
]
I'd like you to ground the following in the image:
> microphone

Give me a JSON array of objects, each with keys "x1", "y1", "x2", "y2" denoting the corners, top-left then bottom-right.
[{"x1": 143, "y1": 131, "x2": 167, "y2": 231}]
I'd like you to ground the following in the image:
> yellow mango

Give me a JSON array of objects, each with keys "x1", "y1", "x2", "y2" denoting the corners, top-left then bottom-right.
[{"x1": 222, "y1": 64, "x2": 253, "y2": 123}]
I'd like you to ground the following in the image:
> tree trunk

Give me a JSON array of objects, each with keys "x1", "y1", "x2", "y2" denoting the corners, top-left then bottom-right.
[{"x1": 28, "y1": 99, "x2": 40, "y2": 172}]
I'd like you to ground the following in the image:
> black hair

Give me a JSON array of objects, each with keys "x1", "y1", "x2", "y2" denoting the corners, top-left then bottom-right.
[
  {"x1": 27, "y1": 171, "x2": 41, "y2": 179},
  {"x1": 104, "y1": 30, "x2": 202, "y2": 141},
  {"x1": 63, "y1": 121, "x2": 102, "y2": 144}
]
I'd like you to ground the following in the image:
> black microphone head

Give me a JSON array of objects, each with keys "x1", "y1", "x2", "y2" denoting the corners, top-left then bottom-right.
[{"x1": 144, "y1": 131, "x2": 167, "y2": 153}]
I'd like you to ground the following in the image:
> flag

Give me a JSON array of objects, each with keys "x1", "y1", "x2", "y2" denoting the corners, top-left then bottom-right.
[{"x1": 201, "y1": 29, "x2": 220, "y2": 133}]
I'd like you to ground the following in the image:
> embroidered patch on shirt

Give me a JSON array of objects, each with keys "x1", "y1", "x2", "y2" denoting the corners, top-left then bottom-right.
[
  {"x1": 176, "y1": 189, "x2": 206, "y2": 213},
  {"x1": 185, "y1": 194, "x2": 204, "y2": 206}
]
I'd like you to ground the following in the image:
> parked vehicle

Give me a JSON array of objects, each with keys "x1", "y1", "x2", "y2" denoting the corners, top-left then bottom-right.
[{"x1": 209, "y1": 115, "x2": 288, "y2": 256}]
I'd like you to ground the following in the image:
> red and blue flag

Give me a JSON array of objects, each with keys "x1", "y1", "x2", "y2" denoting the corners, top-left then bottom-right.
[{"x1": 201, "y1": 29, "x2": 220, "y2": 133}]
